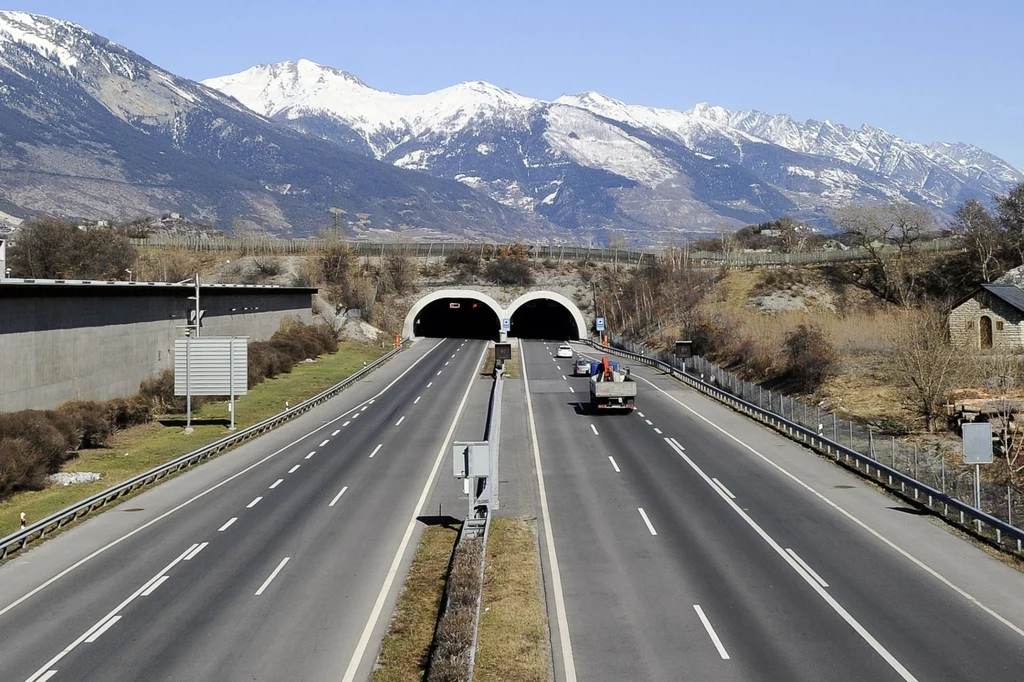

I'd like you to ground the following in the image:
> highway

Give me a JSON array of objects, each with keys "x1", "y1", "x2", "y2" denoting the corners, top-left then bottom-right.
[
  {"x1": 0, "y1": 337, "x2": 489, "y2": 682},
  {"x1": 519, "y1": 339, "x2": 1024, "y2": 682}
]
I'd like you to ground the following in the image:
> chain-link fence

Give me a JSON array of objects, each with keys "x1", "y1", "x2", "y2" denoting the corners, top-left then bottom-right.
[{"x1": 602, "y1": 333, "x2": 1024, "y2": 538}]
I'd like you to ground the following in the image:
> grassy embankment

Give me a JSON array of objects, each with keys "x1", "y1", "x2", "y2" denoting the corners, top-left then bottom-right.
[{"x1": 0, "y1": 341, "x2": 382, "y2": 538}]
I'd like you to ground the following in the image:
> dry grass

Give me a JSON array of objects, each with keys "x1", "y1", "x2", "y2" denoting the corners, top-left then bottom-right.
[
  {"x1": 474, "y1": 518, "x2": 551, "y2": 682},
  {"x1": 371, "y1": 524, "x2": 461, "y2": 682},
  {"x1": 479, "y1": 347, "x2": 520, "y2": 380},
  {"x1": 0, "y1": 342, "x2": 382, "y2": 539}
]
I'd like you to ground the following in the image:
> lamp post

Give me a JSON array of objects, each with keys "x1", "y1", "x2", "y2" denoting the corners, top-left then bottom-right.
[{"x1": 125, "y1": 268, "x2": 133, "y2": 282}]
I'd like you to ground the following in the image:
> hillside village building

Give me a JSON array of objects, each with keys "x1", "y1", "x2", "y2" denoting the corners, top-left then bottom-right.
[{"x1": 950, "y1": 283, "x2": 1024, "y2": 350}]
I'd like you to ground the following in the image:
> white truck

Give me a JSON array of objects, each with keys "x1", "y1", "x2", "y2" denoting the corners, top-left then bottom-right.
[{"x1": 589, "y1": 357, "x2": 637, "y2": 413}]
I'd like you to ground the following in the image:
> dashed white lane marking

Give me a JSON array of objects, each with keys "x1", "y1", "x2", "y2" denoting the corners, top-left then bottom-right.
[
  {"x1": 693, "y1": 605, "x2": 730, "y2": 660},
  {"x1": 343, "y1": 421, "x2": 351, "y2": 427},
  {"x1": 437, "y1": 371, "x2": 443, "y2": 376},
  {"x1": 332, "y1": 430, "x2": 341, "y2": 436},
  {"x1": 369, "y1": 444, "x2": 383, "y2": 459},
  {"x1": 369, "y1": 400, "x2": 375, "y2": 404},
  {"x1": 786, "y1": 549, "x2": 829, "y2": 588},
  {"x1": 711, "y1": 477, "x2": 736, "y2": 500},
  {"x1": 557, "y1": 366, "x2": 562, "y2": 371},
  {"x1": 569, "y1": 387, "x2": 575, "y2": 393},
  {"x1": 24, "y1": 544, "x2": 199, "y2": 681},
  {"x1": 609, "y1": 456, "x2": 621, "y2": 473},
  {"x1": 663, "y1": 437, "x2": 917, "y2": 680},
  {"x1": 141, "y1": 576, "x2": 169, "y2": 597},
  {"x1": 590, "y1": 424, "x2": 599, "y2": 436},
  {"x1": 645, "y1": 419, "x2": 653, "y2": 425},
  {"x1": 361, "y1": 406, "x2": 368, "y2": 412},
  {"x1": 428, "y1": 381, "x2": 434, "y2": 388},
  {"x1": 638, "y1": 508, "x2": 658, "y2": 535},
  {"x1": 247, "y1": 497, "x2": 262, "y2": 508},
  {"x1": 255, "y1": 557, "x2": 291, "y2": 596},
  {"x1": 395, "y1": 416, "x2": 406, "y2": 426},
  {"x1": 452, "y1": 354, "x2": 456, "y2": 358},
  {"x1": 562, "y1": 375, "x2": 567, "y2": 380},
  {"x1": 218, "y1": 517, "x2": 237, "y2": 532},
  {"x1": 84, "y1": 615, "x2": 121, "y2": 643},
  {"x1": 288, "y1": 465, "x2": 301, "y2": 474},
  {"x1": 446, "y1": 361, "x2": 450, "y2": 366},
  {"x1": 305, "y1": 451, "x2": 315, "y2": 460},
  {"x1": 353, "y1": 413, "x2": 361, "y2": 419},
  {"x1": 319, "y1": 439, "x2": 330, "y2": 447},
  {"x1": 654, "y1": 428, "x2": 663, "y2": 434},
  {"x1": 34, "y1": 672, "x2": 57, "y2": 682},
  {"x1": 329, "y1": 486, "x2": 349, "y2": 507},
  {"x1": 269, "y1": 479, "x2": 283, "y2": 489},
  {"x1": 414, "y1": 396, "x2": 421, "y2": 404},
  {"x1": 637, "y1": 412, "x2": 646, "y2": 418}
]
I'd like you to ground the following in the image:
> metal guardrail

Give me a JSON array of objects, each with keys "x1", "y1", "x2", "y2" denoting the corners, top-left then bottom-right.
[
  {"x1": 584, "y1": 339, "x2": 1024, "y2": 555},
  {"x1": 0, "y1": 342, "x2": 408, "y2": 561}
]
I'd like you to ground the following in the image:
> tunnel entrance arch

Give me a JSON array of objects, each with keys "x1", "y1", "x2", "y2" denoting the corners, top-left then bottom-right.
[
  {"x1": 507, "y1": 291, "x2": 587, "y2": 341},
  {"x1": 403, "y1": 289, "x2": 504, "y2": 340}
]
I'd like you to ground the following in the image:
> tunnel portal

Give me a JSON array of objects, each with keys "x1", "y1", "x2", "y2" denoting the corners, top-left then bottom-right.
[
  {"x1": 412, "y1": 297, "x2": 500, "y2": 340},
  {"x1": 509, "y1": 298, "x2": 579, "y2": 340}
]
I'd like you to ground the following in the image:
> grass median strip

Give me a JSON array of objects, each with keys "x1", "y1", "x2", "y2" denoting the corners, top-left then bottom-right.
[
  {"x1": 480, "y1": 347, "x2": 520, "y2": 380},
  {"x1": 0, "y1": 341, "x2": 382, "y2": 539},
  {"x1": 371, "y1": 522, "x2": 461, "y2": 682},
  {"x1": 475, "y1": 518, "x2": 552, "y2": 682}
]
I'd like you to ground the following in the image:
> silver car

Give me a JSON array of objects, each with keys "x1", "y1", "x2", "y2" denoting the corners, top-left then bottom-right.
[{"x1": 573, "y1": 357, "x2": 591, "y2": 376}]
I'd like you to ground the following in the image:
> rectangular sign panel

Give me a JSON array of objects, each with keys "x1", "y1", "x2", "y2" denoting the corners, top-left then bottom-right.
[
  {"x1": 502, "y1": 318, "x2": 510, "y2": 331},
  {"x1": 174, "y1": 337, "x2": 249, "y2": 396},
  {"x1": 450, "y1": 302, "x2": 460, "y2": 309},
  {"x1": 596, "y1": 317, "x2": 605, "y2": 331},
  {"x1": 494, "y1": 343, "x2": 512, "y2": 361},
  {"x1": 962, "y1": 422, "x2": 993, "y2": 464}
]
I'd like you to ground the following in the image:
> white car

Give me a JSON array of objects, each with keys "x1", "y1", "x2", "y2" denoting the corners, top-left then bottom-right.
[{"x1": 556, "y1": 344, "x2": 573, "y2": 358}]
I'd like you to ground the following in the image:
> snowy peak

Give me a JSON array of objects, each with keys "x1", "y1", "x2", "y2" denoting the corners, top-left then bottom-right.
[{"x1": 0, "y1": 11, "x2": 89, "y2": 71}]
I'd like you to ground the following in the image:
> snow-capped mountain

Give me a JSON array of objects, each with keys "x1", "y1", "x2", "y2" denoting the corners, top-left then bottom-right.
[
  {"x1": 0, "y1": 13, "x2": 534, "y2": 238},
  {"x1": 207, "y1": 60, "x2": 1024, "y2": 239}
]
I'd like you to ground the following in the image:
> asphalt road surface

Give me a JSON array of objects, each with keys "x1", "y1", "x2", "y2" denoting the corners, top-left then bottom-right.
[
  {"x1": 521, "y1": 339, "x2": 1024, "y2": 682},
  {"x1": 0, "y1": 337, "x2": 487, "y2": 682}
]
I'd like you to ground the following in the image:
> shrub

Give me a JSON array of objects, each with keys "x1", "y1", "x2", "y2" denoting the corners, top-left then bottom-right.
[
  {"x1": 484, "y1": 259, "x2": 534, "y2": 286},
  {"x1": 782, "y1": 324, "x2": 839, "y2": 392},
  {"x1": 0, "y1": 439, "x2": 48, "y2": 495},
  {"x1": 0, "y1": 411, "x2": 76, "y2": 473},
  {"x1": 57, "y1": 400, "x2": 111, "y2": 448}
]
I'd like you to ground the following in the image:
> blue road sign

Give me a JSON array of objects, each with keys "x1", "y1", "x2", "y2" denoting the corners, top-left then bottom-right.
[
  {"x1": 596, "y1": 317, "x2": 606, "y2": 331},
  {"x1": 502, "y1": 318, "x2": 511, "y2": 331}
]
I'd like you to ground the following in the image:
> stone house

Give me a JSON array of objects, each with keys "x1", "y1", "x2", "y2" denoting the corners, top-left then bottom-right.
[{"x1": 949, "y1": 284, "x2": 1024, "y2": 350}]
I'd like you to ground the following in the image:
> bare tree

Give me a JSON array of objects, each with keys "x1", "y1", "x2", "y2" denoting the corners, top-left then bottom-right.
[
  {"x1": 949, "y1": 199, "x2": 1006, "y2": 283},
  {"x1": 776, "y1": 217, "x2": 807, "y2": 254},
  {"x1": 888, "y1": 306, "x2": 969, "y2": 432},
  {"x1": 833, "y1": 202, "x2": 933, "y2": 307}
]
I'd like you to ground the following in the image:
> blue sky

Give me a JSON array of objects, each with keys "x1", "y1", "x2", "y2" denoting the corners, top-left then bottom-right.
[{"x1": 20, "y1": 0, "x2": 1024, "y2": 168}]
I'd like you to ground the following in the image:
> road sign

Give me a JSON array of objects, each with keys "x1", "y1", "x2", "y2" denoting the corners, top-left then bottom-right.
[
  {"x1": 963, "y1": 422, "x2": 993, "y2": 464},
  {"x1": 449, "y1": 302, "x2": 460, "y2": 309},
  {"x1": 502, "y1": 318, "x2": 510, "y2": 331},
  {"x1": 596, "y1": 317, "x2": 606, "y2": 332}
]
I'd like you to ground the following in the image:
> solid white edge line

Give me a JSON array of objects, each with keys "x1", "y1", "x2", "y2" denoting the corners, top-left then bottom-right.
[
  {"x1": 590, "y1": 424, "x2": 599, "y2": 436},
  {"x1": 341, "y1": 343, "x2": 488, "y2": 682},
  {"x1": 663, "y1": 437, "x2": 917, "y2": 681},
  {"x1": 519, "y1": 341, "x2": 577, "y2": 682},
  {"x1": 693, "y1": 605, "x2": 730, "y2": 660},
  {"x1": 141, "y1": 575, "x2": 169, "y2": 597},
  {"x1": 319, "y1": 439, "x2": 330, "y2": 447},
  {"x1": 288, "y1": 465, "x2": 300, "y2": 474},
  {"x1": 608, "y1": 456, "x2": 621, "y2": 473},
  {"x1": 638, "y1": 507, "x2": 658, "y2": 535},
  {"x1": 254, "y1": 557, "x2": 291, "y2": 596},
  {"x1": 34, "y1": 672, "x2": 57, "y2": 682},
  {"x1": 24, "y1": 544, "x2": 198, "y2": 682},
  {"x1": 631, "y1": 368, "x2": 1024, "y2": 643},
  {"x1": 269, "y1": 479, "x2": 283, "y2": 489},
  {"x1": 0, "y1": 340, "x2": 446, "y2": 621},
  {"x1": 329, "y1": 486, "x2": 349, "y2": 507},
  {"x1": 183, "y1": 542, "x2": 208, "y2": 561},
  {"x1": 247, "y1": 496, "x2": 262, "y2": 508},
  {"x1": 218, "y1": 517, "x2": 237, "y2": 532},
  {"x1": 369, "y1": 444, "x2": 383, "y2": 459},
  {"x1": 711, "y1": 477, "x2": 736, "y2": 500},
  {"x1": 395, "y1": 416, "x2": 406, "y2": 426},
  {"x1": 787, "y1": 548, "x2": 830, "y2": 588},
  {"x1": 84, "y1": 615, "x2": 121, "y2": 643}
]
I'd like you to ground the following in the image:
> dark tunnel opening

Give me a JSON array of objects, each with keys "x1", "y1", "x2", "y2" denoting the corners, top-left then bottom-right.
[
  {"x1": 413, "y1": 298, "x2": 500, "y2": 340},
  {"x1": 510, "y1": 299, "x2": 579, "y2": 340}
]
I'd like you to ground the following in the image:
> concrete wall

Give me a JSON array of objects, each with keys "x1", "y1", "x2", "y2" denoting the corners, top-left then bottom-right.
[
  {"x1": 949, "y1": 292, "x2": 1024, "y2": 349},
  {"x1": 0, "y1": 282, "x2": 314, "y2": 412}
]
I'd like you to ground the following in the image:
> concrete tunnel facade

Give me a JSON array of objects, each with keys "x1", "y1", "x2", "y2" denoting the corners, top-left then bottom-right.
[{"x1": 402, "y1": 289, "x2": 589, "y2": 340}]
